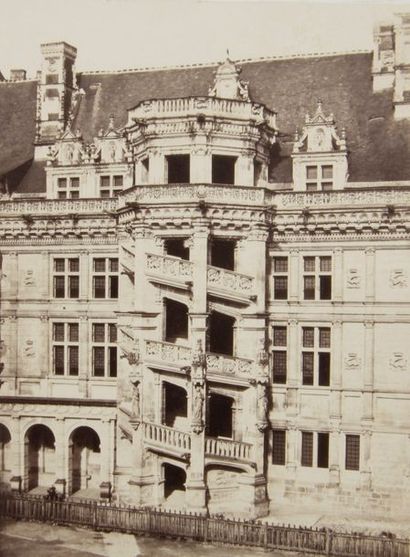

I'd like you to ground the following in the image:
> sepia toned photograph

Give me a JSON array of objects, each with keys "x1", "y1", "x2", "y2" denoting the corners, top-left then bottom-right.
[{"x1": 0, "y1": 0, "x2": 409, "y2": 555}]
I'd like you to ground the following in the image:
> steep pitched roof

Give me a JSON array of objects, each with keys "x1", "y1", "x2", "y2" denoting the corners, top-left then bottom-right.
[
  {"x1": 1, "y1": 50, "x2": 410, "y2": 193},
  {"x1": 0, "y1": 80, "x2": 37, "y2": 177}
]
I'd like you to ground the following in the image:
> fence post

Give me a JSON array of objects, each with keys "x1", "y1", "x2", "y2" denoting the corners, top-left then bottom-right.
[
  {"x1": 325, "y1": 528, "x2": 333, "y2": 555},
  {"x1": 263, "y1": 522, "x2": 268, "y2": 548}
]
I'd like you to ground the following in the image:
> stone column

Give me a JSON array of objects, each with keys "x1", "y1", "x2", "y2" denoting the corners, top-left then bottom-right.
[
  {"x1": 235, "y1": 153, "x2": 254, "y2": 186},
  {"x1": 54, "y1": 418, "x2": 66, "y2": 488},
  {"x1": 362, "y1": 321, "x2": 375, "y2": 422},
  {"x1": 149, "y1": 150, "x2": 165, "y2": 184},
  {"x1": 8, "y1": 252, "x2": 18, "y2": 300},
  {"x1": 286, "y1": 423, "x2": 298, "y2": 479},
  {"x1": 289, "y1": 249, "x2": 300, "y2": 302},
  {"x1": 329, "y1": 426, "x2": 340, "y2": 485},
  {"x1": 286, "y1": 319, "x2": 299, "y2": 415},
  {"x1": 100, "y1": 419, "x2": 113, "y2": 483},
  {"x1": 41, "y1": 251, "x2": 50, "y2": 299},
  {"x1": 79, "y1": 315, "x2": 89, "y2": 398},
  {"x1": 79, "y1": 250, "x2": 89, "y2": 301},
  {"x1": 360, "y1": 430, "x2": 372, "y2": 489},
  {"x1": 10, "y1": 416, "x2": 22, "y2": 488},
  {"x1": 8, "y1": 314, "x2": 18, "y2": 392},
  {"x1": 333, "y1": 249, "x2": 343, "y2": 302},
  {"x1": 330, "y1": 320, "x2": 342, "y2": 420},
  {"x1": 39, "y1": 314, "x2": 49, "y2": 394},
  {"x1": 365, "y1": 248, "x2": 375, "y2": 302},
  {"x1": 190, "y1": 147, "x2": 212, "y2": 183}
]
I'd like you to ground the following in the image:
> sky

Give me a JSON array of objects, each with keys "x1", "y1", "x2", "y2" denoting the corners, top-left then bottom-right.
[{"x1": 0, "y1": 0, "x2": 408, "y2": 78}]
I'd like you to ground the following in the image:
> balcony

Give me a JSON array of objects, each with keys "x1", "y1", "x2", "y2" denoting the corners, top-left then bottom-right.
[
  {"x1": 143, "y1": 422, "x2": 191, "y2": 458},
  {"x1": 128, "y1": 96, "x2": 277, "y2": 129},
  {"x1": 207, "y1": 265, "x2": 255, "y2": 303},
  {"x1": 205, "y1": 437, "x2": 253, "y2": 464},
  {"x1": 146, "y1": 253, "x2": 193, "y2": 289},
  {"x1": 145, "y1": 340, "x2": 191, "y2": 371},
  {"x1": 144, "y1": 340, "x2": 253, "y2": 383}
]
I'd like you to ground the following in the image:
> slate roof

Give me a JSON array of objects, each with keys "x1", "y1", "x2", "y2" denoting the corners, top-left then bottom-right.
[{"x1": 1, "y1": 51, "x2": 410, "y2": 192}]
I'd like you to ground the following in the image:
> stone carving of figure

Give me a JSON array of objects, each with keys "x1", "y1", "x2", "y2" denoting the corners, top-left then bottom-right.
[
  {"x1": 257, "y1": 383, "x2": 268, "y2": 431},
  {"x1": 131, "y1": 381, "x2": 140, "y2": 418},
  {"x1": 192, "y1": 384, "x2": 205, "y2": 434}
]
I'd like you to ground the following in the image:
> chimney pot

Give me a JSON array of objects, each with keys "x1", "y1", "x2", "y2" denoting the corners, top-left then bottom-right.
[{"x1": 10, "y1": 69, "x2": 26, "y2": 81}]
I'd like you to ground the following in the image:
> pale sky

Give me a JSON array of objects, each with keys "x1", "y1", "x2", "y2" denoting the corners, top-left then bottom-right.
[{"x1": 0, "y1": 0, "x2": 408, "y2": 78}]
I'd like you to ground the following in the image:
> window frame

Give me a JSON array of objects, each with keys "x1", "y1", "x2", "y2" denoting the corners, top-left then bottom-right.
[
  {"x1": 57, "y1": 176, "x2": 80, "y2": 199},
  {"x1": 272, "y1": 428, "x2": 287, "y2": 465},
  {"x1": 272, "y1": 256, "x2": 288, "y2": 300},
  {"x1": 305, "y1": 163, "x2": 334, "y2": 191},
  {"x1": 52, "y1": 321, "x2": 79, "y2": 376},
  {"x1": 53, "y1": 257, "x2": 80, "y2": 299},
  {"x1": 345, "y1": 434, "x2": 360, "y2": 471},
  {"x1": 92, "y1": 257, "x2": 119, "y2": 299},
  {"x1": 302, "y1": 255, "x2": 332, "y2": 301},
  {"x1": 272, "y1": 324, "x2": 287, "y2": 384},
  {"x1": 99, "y1": 174, "x2": 124, "y2": 198},
  {"x1": 301, "y1": 325, "x2": 331, "y2": 386},
  {"x1": 91, "y1": 322, "x2": 118, "y2": 378},
  {"x1": 301, "y1": 430, "x2": 330, "y2": 468}
]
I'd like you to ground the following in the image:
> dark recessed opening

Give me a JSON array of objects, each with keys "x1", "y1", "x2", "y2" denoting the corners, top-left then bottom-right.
[
  {"x1": 212, "y1": 155, "x2": 236, "y2": 185},
  {"x1": 163, "y1": 382, "x2": 187, "y2": 428},
  {"x1": 208, "y1": 311, "x2": 235, "y2": 356},
  {"x1": 208, "y1": 393, "x2": 233, "y2": 438},
  {"x1": 167, "y1": 154, "x2": 190, "y2": 184},
  {"x1": 164, "y1": 463, "x2": 186, "y2": 498},
  {"x1": 317, "y1": 432, "x2": 329, "y2": 468},
  {"x1": 165, "y1": 238, "x2": 190, "y2": 260},
  {"x1": 165, "y1": 299, "x2": 189, "y2": 343},
  {"x1": 210, "y1": 238, "x2": 235, "y2": 270}
]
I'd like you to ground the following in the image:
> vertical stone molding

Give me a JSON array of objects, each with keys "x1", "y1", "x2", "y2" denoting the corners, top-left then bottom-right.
[{"x1": 365, "y1": 248, "x2": 376, "y2": 302}]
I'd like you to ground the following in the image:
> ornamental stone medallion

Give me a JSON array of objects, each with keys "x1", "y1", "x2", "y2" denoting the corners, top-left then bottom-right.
[
  {"x1": 389, "y1": 352, "x2": 407, "y2": 371},
  {"x1": 390, "y1": 269, "x2": 408, "y2": 288},
  {"x1": 344, "y1": 353, "x2": 361, "y2": 369},
  {"x1": 346, "y1": 268, "x2": 360, "y2": 288}
]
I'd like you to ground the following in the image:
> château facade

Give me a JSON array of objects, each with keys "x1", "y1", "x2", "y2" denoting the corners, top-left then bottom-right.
[{"x1": 0, "y1": 14, "x2": 410, "y2": 519}]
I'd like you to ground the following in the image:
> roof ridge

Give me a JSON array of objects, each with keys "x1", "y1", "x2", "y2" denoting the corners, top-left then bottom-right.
[
  {"x1": 0, "y1": 78, "x2": 38, "y2": 84},
  {"x1": 78, "y1": 48, "x2": 371, "y2": 76}
]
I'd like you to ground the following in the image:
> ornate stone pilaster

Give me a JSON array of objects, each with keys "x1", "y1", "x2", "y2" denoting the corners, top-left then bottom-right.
[
  {"x1": 330, "y1": 320, "x2": 342, "y2": 420},
  {"x1": 365, "y1": 248, "x2": 375, "y2": 302},
  {"x1": 360, "y1": 429, "x2": 372, "y2": 489},
  {"x1": 362, "y1": 320, "x2": 375, "y2": 422},
  {"x1": 333, "y1": 249, "x2": 343, "y2": 301},
  {"x1": 289, "y1": 249, "x2": 299, "y2": 301}
]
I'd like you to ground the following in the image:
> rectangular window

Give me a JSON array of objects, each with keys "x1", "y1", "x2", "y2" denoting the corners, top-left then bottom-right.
[
  {"x1": 301, "y1": 431, "x2": 329, "y2": 468},
  {"x1": 52, "y1": 322, "x2": 79, "y2": 376},
  {"x1": 272, "y1": 429, "x2": 286, "y2": 465},
  {"x1": 301, "y1": 326, "x2": 331, "y2": 386},
  {"x1": 317, "y1": 432, "x2": 329, "y2": 468},
  {"x1": 273, "y1": 257, "x2": 288, "y2": 300},
  {"x1": 53, "y1": 257, "x2": 80, "y2": 298},
  {"x1": 57, "y1": 177, "x2": 80, "y2": 199},
  {"x1": 99, "y1": 175, "x2": 124, "y2": 198},
  {"x1": 92, "y1": 257, "x2": 119, "y2": 299},
  {"x1": 272, "y1": 325, "x2": 287, "y2": 384},
  {"x1": 305, "y1": 164, "x2": 333, "y2": 191},
  {"x1": 345, "y1": 435, "x2": 360, "y2": 471},
  {"x1": 303, "y1": 256, "x2": 332, "y2": 300},
  {"x1": 301, "y1": 432, "x2": 313, "y2": 467},
  {"x1": 91, "y1": 323, "x2": 117, "y2": 377}
]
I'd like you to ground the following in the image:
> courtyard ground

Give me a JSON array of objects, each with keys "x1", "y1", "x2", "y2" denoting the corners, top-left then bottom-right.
[{"x1": 0, "y1": 519, "x2": 307, "y2": 557}]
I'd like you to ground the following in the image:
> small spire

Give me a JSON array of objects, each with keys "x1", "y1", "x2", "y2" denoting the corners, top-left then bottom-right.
[{"x1": 108, "y1": 114, "x2": 115, "y2": 131}]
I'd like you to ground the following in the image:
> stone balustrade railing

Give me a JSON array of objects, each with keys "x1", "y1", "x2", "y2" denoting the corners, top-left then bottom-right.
[
  {"x1": 146, "y1": 253, "x2": 193, "y2": 282},
  {"x1": 207, "y1": 265, "x2": 254, "y2": 297},
  {"x1": 143, "y1": 422, "x2": 191, "y2": 451},
  {"x1": 119, "y1": 183, "x2": 272, "y2": 207},
  {"x1": 206, "y1": 352, "x2": 253, "y2": 376},
  {"x1": 275, "y1": 187, "x2": 410, "y2": 209},
  {"x1": 0, "y1": 198, "x2": 118, "y2": 215},
  {"x1": 145, "y1": 340, "x2": 191, "y2": 365},
  {"x1": 205, "y1": 436, "x2": 253, "y2": 462},
  {"x1": 129, "y1": 96, "x2": 277, "y2": 129},
  {"x1": 144, "y1": 340, "x2": 253, "y2": 378}
]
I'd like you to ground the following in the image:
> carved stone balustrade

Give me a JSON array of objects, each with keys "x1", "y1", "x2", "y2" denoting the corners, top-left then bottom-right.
[
  {"x1": 205, "y1": 436, "x2": 253, "y2": 463},
  {"x1": 146, "y1": 253, "x2": 193, "y2": 288},
  {"x1": 145, "y1": 340, "x2": 191, "y2": 368},
  {"x1": 119, "y1": 183, "x2": 273, "y2": 208},
  {"x1": 143, "y1": 422, "x2": 191, "y2": 456},
  {"x1": 0, "y1": 198, "x2": 118, "y2": 215},
  {"x1": 206, "y1": 352, "x2": 253, "y2": 379},
  {"x1": 276, "y1": 187, "x2": 410, "y2": 209},
  {"x1": 128, "y1": 96, "x2": 277, "y2": 129},
  {"x1": 207, "y1": 265, "x2": 255, "y2": 302}
]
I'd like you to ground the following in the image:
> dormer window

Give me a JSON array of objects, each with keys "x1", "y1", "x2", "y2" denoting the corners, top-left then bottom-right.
[
  {"x1": 57, "y1": 177, "x2": 79, "y2": 199},
  {"x1": 292, "y1": 101, "x2": 347, "y2": 191},
  {"x1": 100, "y1": 175, "x2": 123, "y2": 197},
  {"x1": 306, "y1": 165, "x2": 333, "y2": 191}
]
